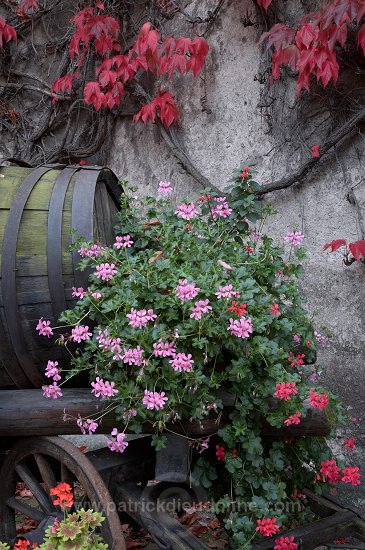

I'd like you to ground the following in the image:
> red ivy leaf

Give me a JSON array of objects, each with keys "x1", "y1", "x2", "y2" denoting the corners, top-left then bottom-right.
[
  {"x1": 134, "y1": 91, "x2": 179, "y2": 127},
  {"x1": 323, "y1": 239, "x2": 347, "y2": 252},
  {"x1": 349, "y1": 240, "x2": 365, "y2": 261},
  {"x1": 0, "y1": 17, "x2": 17, "y2": 48},
  {"x1": 296, "y1": 23, "x2": 317, "y2": 49},
  {"x1": 51, "y1": 73, "x2": 74, "y2": 102},
  {"x1": 158, "y1": 91, "x2": 179, "y2": 127},
  {"x1": 84, "y1": 81, "x2": 104, "y2": 111},
  {"x1": 256, "y1": 0, "x2": 273, "y2": 11},
  {"x1": 186, "y1": 37, "x2": 209, "y2": 77}
]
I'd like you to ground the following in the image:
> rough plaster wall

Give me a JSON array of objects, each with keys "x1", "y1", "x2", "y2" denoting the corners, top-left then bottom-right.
[{"x1": 108, "y1": 0, "x2": 365, "y2": 503}]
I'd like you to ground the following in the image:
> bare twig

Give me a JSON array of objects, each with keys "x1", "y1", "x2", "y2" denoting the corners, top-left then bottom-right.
[{"x1": 256, "y1": 107, "x2": 365, "y2": 196}]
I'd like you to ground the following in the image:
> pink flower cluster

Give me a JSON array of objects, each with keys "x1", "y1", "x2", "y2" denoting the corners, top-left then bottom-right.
[
  {"x1": 126, "y1": 308, "x2": 157, "y2": 328},
  {"x1": 72, "y1": 287, "x2": 86, "y2": 299},
  {"x1": 95, "y1": 330, "x2": 122, "y2": 360},
  {"x1": 114, "y1": 235, "x2": 134, "y2": 249},
  {"x1": 153, "y1": 340, "x2": 176, "y2": 357},
  {"x1": 95, "y1": 263, "x2": 118, "y2": 281},
  {"x1": 211, "y1": 197, "x2": 232, "y2": 219},
  {"x1": 71, "y1": 325, "x2": 92, "y2": 343},
  {"x1": 190, "y1": 299, "x2": 212, "y2": 320},
  {"x1": 228, "y1": 317, "x2": 253, "y2": 339},
  {"x1": 78, "y1": 244, "x2": 103, "y2": 258},
  {"x1": 42, "y1": 382, "x2": 63, "y2": 399},
  {"x1": 284, "y1": 412, "x2": 301, "y2": 426},
  {"x1": 122, "y1": 346, "x2": 145, "y2": 366},
  {"x1": 169, "y1": 353, "x2": 194, "y2": 373},
  {"x1": 158, "y1": 180, "x2": 173, "y2": 194},
  {"x1": 91, "y1": 377, "x2": 118, "y2": 398},
  {"x1": 309, "y1": 390, "x2": 328, "y2": 410},
  {"x1": 89, "y1": 289, "x2": 103, "y2": 300},
  {"x1": 108, "y1": 428, "x2": 129, "y2": 454},
  {"x1": 45, "y1": 360, "x2": 61, "y2": 382},
  {"x1": 216, "y1": 285, "x2": 240, "y2": 299},
  {"x1": 36, "y1": 318, "x2": 54, "y2": 338},
  {"x1": 274, "y1": 536, "x2": 297, "y2": 550},
  {"x1": 284, "y1": 231, "x2": 304, "y2": 247},
  {"x1": 274, "y1": 382, "x2": 297, "y2": 401},
  {"x1": 314, "y1": 330, "x2": 329, "y2": 348},
  {"x1": 175, "y1": 203, "x2": 198, "y2": 220},
  {"x1": 77, "y1": 415, "x2": 98, "y2": 435},
  {"x1": 175, "y1": 279, "x2": 200, "y2": 301},
  {"x1": 142, "y1": 389, "x2": 168, "y2": 410}
]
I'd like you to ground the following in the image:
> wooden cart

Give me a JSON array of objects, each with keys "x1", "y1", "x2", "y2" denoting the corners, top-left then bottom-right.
[{"x1": 0, "y1": 166, "x2": 364, "y2": 550}]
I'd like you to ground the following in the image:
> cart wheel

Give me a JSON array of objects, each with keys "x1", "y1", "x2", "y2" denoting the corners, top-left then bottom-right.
[{"x1": 0, "y1": 436, "x2": 126, "y2": 550}]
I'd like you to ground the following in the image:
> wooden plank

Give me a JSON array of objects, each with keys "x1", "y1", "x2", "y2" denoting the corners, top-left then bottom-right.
[
  {"x1": 252, "y1": 511, "x2": 357, "y2": 550},
  {"x1": 0, "y1": 389, "x2": 329, "y2": 438},
  {"x1": 305, "y1": 489, "x2": 343, "y2": 518}
]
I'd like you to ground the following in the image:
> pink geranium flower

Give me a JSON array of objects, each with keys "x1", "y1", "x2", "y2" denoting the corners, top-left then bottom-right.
[
  {"x1": 175, "y1": 203, "x2": 197, "y2": 220},
  {"x1": 42, "y1": 382, "x2": 63, "y2": 399},
  {"x1": 91, "y1": 377, "x2": 118, "y2": 398},
  {"x1": 36, "y1": 318, "x2": 53, "y2": 337},
  {"x1": 142, "y1": 389, "x2": 168, "y2": 410}
]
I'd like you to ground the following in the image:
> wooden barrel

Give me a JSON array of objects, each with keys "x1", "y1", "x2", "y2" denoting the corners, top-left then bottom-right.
[{"x1": 0, "y1": 165, "x2": 122, "y2": 389}]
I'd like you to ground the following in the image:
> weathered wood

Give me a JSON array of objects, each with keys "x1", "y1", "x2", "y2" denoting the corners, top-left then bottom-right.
[
  {"x1": 252, "y1": 511, "x2": 357, "y2": 550},
  {"x1": 115, "y1": 482, "x2": 211, "y2": 550},
  {"x1": 0, "y1": 389, "x2": 329, "y2": 438},
  {"x1": 0, "y1": 436, "x2": 126, "y2": 549},
  {"x1": 0, "y1": 165, "x2": 121, "y2": 388}
]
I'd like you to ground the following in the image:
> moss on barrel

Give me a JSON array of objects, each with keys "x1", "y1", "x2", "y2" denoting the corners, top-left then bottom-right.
[{"x1": 0, "y1": 165, "x2": 121, "y2": 388}]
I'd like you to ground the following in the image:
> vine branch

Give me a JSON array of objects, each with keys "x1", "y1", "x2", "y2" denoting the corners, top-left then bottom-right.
[{"x1": 256, "y1": 107, "x2": 365, "y2": 195}]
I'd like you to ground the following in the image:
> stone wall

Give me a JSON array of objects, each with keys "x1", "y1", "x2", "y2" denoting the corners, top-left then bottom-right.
[{"x1": 108, "y1": 0, "x2": 365, "y2": 503}]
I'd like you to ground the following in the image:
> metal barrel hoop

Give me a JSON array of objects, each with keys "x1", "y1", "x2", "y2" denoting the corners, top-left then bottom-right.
[{"x1": 1, "y1": 166, "x2": 55, "y2": 388}]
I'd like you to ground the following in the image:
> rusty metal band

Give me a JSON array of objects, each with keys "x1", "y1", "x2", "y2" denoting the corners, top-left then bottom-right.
[
  {"x1": 1, "y1": 166, "x2": 54, "y2": 387},
  {"x1": 47, "y1": 167, "x2": 80, "y2": 321},
  {"x1": 71, "y1": 168, "x2": 101, "y2": 289}
]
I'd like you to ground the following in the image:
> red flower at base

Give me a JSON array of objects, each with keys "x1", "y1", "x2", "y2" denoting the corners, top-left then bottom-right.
[
  {"x1": 344, "y1": 437, "x2": 355, "y2": 450},
  {"x1": 228, "y1": 301, "x2": 247, "y2": 316},
  {"x1": 256, "y1": 517, "x2": 280, "y2": 537},
  {"x1": 50, "y1": 482, "x2": 74, "y2": 510},
  {"x1": 320, "y1": 460, "x2": 342, "y2": 483},
  {"x1": 309, "y1": 389, "x2": 328, "y2": 410},
  {"x1": 311, "y1": 145, "x2": 320, "y2": 158},
  {"x1": 269, "y1": 304, "x2": 281, "y2": 316},
  {"x1": 342, "y1": 466, "x2": 361, "y2": 486},
  {"x1": 14, "y1": 542, "x2": 30, "y2": 549},
  {"x1": 216, "y1": 445, "x2": 225, "y2": 461},
  {"x1": 274, "y1": 536, "x2": 297, "y2": 550}
]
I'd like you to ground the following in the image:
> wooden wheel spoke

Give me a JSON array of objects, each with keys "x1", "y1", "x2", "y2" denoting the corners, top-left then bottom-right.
[
  {"x1": 5, "y1": 496, "x2": 44, "y2": 522},
  {"x1": 15, "y1": 464, "x2": 53, "y2": 514},
  {"x1": 61, "y1": 463, "x2": 74, "y2": 486},
  {"x1": 34, "y1": 454, "x2": 57, "y2": 494},
  {"x1": 0, "y1": 437, "x2": 126, "y2": 549}
]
